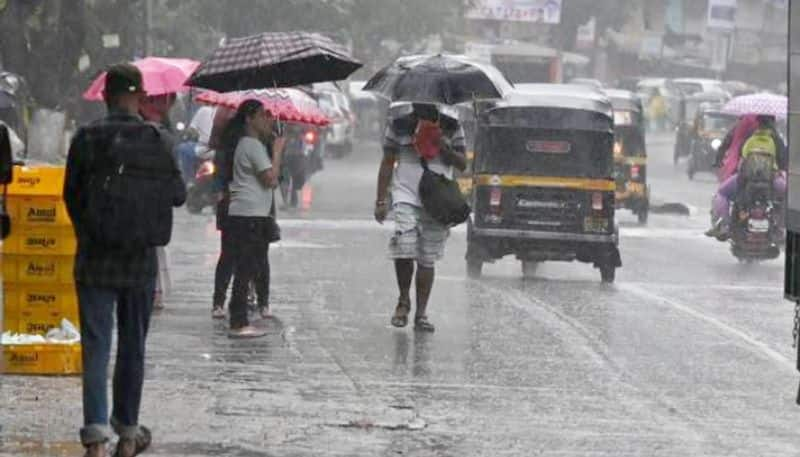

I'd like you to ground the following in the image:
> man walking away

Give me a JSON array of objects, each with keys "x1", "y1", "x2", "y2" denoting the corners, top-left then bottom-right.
[
  {"x1": 64, "y1": 63, "x2": 186, "y2": 457},
  {"x1": 374, "y1": 103, "x2": 466, "y2": 332}
]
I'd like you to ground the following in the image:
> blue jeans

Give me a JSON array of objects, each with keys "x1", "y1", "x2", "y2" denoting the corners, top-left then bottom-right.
[{"x1": 77, "y1": 278, "x2": 155, "y2": 445}]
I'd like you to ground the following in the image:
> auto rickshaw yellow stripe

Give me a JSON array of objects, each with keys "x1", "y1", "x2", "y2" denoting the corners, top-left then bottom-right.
[{"x1": 474, "y1": 175, "x2": 616, "y2": 191}]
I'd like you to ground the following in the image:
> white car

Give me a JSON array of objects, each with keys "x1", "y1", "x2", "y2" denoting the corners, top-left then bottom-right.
[
  {"x1": 316, "y1": 89, "x2": 355, "y2": 157},
  {"x1": 674, "y1": 78, "x2": 731, "y2": 98}
]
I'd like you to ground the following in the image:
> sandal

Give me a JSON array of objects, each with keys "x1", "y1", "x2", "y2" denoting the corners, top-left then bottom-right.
[
  {"x1": 259, "y1": 306, "x2": 273, "y2": 320},
  {"x1": 391, "y1": 298, "x2": 411, "y2": 328},
  {"x1": 112, "y1": 425, "x2": 151, "y2": 457},
  {"x1": 211, "y1": 306, "x2": 226, "y2": 319},
  {"x1": 414, "y1": 316, "x2": 435, "y2": 333},
  {"x1": 228, "y1": 325, "x2": 267, "y2": 339}
]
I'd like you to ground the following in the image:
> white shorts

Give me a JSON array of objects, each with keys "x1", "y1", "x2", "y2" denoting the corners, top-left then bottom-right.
[{"x1": 388, "y1": 203, "x2": 449, "y2": 268}]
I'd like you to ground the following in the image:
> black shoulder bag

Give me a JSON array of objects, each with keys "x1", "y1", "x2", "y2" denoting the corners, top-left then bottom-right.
[{"x1": 418, "y1": 158, "x2": 471, "y2": 227}]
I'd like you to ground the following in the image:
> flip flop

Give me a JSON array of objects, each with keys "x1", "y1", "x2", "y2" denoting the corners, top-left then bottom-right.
[
  {"x1": 391, "y1": 299, "x2": 411, "y2": 328},
  {"x1": 211, "y1": 306, "x2": 226, "y2": 319},
  {"x1": 414, "y1": 316, "x2": 435, "y2": 333},
  {"x1": 112, "y1": 426, "x2": 151, "y2": 457}
]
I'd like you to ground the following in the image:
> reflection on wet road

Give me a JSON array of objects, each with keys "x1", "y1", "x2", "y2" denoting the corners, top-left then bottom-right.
[{"x1": 1, "y1": 137, "x2": 798, "y2": 456}]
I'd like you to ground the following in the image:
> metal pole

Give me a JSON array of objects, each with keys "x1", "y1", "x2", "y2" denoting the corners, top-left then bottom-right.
[{"x1": 145, "y1": 0, "x2": 153, "y2": 55}]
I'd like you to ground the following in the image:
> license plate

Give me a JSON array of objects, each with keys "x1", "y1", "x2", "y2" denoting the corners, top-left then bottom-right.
[
  {"x1": 749, "y1": 219, "x2": 769, "y2": 232},
  {"x1": 584, "y1": 217, "x2": 609, "y2": 232}
]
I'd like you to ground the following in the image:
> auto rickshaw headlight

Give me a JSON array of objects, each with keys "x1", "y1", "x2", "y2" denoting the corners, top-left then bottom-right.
[{"x1": 711, "y1": 138, "x2": 722, "y2": 151}]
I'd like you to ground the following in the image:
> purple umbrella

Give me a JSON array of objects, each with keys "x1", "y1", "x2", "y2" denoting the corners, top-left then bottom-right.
[{"x1": 722, "y1": 93, "x2": 788, "y2": 119}]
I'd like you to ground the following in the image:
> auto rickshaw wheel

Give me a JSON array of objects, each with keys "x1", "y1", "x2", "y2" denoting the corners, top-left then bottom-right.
[
  {"x1": 521, "y1": 260, "x2": 539, "y2": 278},
  {"x1": 467, "y1": 259, "x2": 483, "y2": 279},
  {"x1": 600, "y1": 264, "x2": 616, "y2": 283}
]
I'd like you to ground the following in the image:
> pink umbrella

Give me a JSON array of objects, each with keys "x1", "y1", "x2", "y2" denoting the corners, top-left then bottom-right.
[
  {"x1": 195, "y1": 88, "x2": 330, "y2": 126},
  {"x1": 82, "y1": 57, "x2": 200, "y2": 101},
  {"x1": 722, "y1": 93, "x2": 788, "y2": 119}
]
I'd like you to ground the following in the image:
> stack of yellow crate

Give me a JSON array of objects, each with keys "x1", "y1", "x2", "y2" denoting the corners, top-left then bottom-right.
[{"x1": 1, "y1": 164, "x2": 82, "y2": 375}]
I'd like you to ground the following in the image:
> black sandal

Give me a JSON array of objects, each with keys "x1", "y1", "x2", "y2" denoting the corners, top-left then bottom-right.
[
  {"x1": 414, "y1": 316, "x2": 435, "y2": 333},
  {"x1": 113, "y1": 426, "x2": 151, "y2": 457},
  {"x1": 391, "y1": 298, "x2": 411, "y2": 328}
]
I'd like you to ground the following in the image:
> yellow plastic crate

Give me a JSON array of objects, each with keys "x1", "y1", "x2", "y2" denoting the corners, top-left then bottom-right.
[
  {"x1": 3, "y1": 283, "x2": 79, "y2": 334},
  {"x1": 3, "y1": 225, "x2": 76, "y2": 256},
  {"x1": 2, "y1": 318, "x2": 18, "y2": 334},
  {"x1": 6, "y1": 196, "x2": 72, "y2": 227},
  {"x1": 6, "y1": 165, "x2": 66, "y2": 197},
  {"x1": 2, "y1": 254, "x2": 75, "y2": 284},
  {"x1": 1, "y1": 343, "x2": 82, "y2": 375}
]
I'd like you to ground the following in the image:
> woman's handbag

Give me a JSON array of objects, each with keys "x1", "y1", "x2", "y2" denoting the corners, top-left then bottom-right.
[{"x1": 266, "y1": 195, "x2": 281, "y2": 243}]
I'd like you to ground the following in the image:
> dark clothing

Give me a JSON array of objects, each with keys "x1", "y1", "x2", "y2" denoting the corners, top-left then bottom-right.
[
  {"x1": 63, "y1": 111, "x2": 186, "y2": 288},
  {"x1": 227, "y1": 216, "x2": 271, "y2": 328},
  {"x1": 77, "y1": 278, "x2": 155, "y2": 445},
  {"x1": 213, "y1": 196, "x2": 272, "y2": 309}
]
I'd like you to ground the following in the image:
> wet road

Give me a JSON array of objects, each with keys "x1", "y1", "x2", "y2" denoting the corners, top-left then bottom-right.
[{"x1": 1, "y1": 134, "x2": 798, "y2": 456}]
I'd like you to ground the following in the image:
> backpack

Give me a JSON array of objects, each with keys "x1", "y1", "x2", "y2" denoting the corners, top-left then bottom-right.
[
  {"x1": 739, "y1": 131, "x2": 776, "y2": 184},
  {"x1": 85, "y1": 121, "x2": 178, "y2": 250},
  {"x1": 418, "y1": 158, "x2": 471, "y2": 227}
]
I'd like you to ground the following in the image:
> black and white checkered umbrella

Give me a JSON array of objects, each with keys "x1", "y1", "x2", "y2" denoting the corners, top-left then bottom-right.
[{"x1": 187, "y1": 31, "x2": 362, "y2": 92}]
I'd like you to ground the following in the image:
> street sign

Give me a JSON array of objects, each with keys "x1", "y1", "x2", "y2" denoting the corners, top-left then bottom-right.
[
  {"x1": 466, "y1": 0, "x2": 562, "y2": 24},
  {"x1": 707, "y1": 0, "x2": 737, "y2": 30}
]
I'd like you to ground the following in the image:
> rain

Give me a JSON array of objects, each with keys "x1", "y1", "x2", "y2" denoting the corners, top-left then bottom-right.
[{"x1": 0, "y1": 0, "x2": 799, "y2": 456}]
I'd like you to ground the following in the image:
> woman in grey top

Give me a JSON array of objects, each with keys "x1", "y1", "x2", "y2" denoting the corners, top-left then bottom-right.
[{"x1": 221, "y1": 100, "x2": 284, "y2": 338}]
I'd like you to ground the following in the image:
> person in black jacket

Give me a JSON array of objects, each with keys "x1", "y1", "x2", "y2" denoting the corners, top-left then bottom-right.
[{"x1": 63, "y1": 63, "x2": 186, "y2": 457}]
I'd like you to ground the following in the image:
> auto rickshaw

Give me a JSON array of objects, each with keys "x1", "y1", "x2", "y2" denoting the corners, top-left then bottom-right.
[
  {"x1": 606, "y1": 89, "x2": 649, "y2": 224},
  {"x1": 673, "y1": 92, "x2": 729, "y2": 164},
  {"x1": 686, "y1": 104, "x2": 737, "y2": 180},
  {"x1": 465, "y1": 84, "x2": 621, "y2": 282}
]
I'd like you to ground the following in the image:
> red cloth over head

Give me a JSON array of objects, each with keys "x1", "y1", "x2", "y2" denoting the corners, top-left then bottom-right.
[
  {"x1": 718, "y1": 114, "x2": 759, "y2": 182},
  {"x1": 413, "y1": 120, "x2": 443, "y2": 160}
]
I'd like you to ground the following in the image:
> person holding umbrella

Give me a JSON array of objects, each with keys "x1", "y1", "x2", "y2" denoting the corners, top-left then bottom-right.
[
  {"x1": 219, "y1": 99, "x2": 285, "y2": 337},
  {"x1": 375, "y1": 103, "x2": 467, "y2": 332},
  {"x1": 365, "y1": 54, "x2": 510, "y2": 332}
]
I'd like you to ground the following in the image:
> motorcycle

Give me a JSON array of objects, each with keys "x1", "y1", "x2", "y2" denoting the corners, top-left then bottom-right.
[
  {"x1": 730, "y1": 176, "x2": 782, "y2": 262},
  {"x1": 186, "y1": 158, "x2": 217, "y2": 214}
]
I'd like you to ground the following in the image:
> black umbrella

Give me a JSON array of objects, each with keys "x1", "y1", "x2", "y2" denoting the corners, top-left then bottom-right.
[
  {"x1": 363, "y1": 54, "x2": 512, "y2": 105},
  {"x1": 187, "y1": 31, "x2": 363, "y2": 92}
]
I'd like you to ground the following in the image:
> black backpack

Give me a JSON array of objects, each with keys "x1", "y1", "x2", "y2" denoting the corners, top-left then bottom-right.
[
  {"x1": 85, "y1": 122, "x2": 178, "y2": 250},
  {"x1": 418, "y1": 158, "x2": 471, "y2": 227}
]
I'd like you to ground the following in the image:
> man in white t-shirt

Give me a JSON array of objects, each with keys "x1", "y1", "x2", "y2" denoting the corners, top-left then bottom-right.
[{"x1": 374, "y1": 103, "x2": 466, "y2": 332}]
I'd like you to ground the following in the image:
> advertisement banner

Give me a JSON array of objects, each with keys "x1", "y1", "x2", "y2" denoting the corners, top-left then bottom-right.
[
  {"x1": 466, "y1": 0, "x2": 562, "y2": 24},
  {"x1": 707, "y1": 0, "x2": 737, "y2": 30}
]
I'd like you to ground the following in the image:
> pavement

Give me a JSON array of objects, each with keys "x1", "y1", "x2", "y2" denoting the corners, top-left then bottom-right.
[{"x1": 1, "y1": 133, "x2": 798, "y2": 456}]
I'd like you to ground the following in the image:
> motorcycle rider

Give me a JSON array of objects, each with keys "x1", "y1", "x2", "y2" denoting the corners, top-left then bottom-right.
[{"x1": 706, "y1": 114, "x2": 787, "y2": 240}]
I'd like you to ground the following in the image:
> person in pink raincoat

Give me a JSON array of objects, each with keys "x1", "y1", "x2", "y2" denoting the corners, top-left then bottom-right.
[{"x1": 707, "y1": 114, "x2": 787, "y2": 240}]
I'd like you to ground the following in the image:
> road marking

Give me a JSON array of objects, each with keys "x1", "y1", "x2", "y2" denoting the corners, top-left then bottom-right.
[{"x1": 619, "y1": 283, "x2": 795, "y2": 373}]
